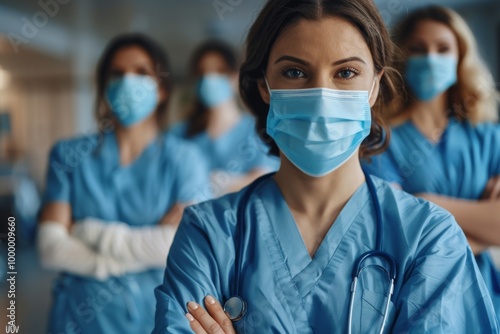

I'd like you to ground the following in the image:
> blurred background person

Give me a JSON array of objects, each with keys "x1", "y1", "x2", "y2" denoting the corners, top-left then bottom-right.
[
  {"x1": 170, "y1": 40, "x2": 279, "y2": 197},
  {"x1": 37, "y1": 33, "x2": 209, "y2": 333},
  {"x1": 363, "y1": 5, "x2": 500, "y2": 319}
]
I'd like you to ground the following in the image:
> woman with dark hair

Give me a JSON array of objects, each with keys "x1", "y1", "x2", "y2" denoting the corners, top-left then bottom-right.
[
  {"x1": 154, "y1": 1, "x2": 497, "y2": 333},
  {"x1": 170, "y1": 40, "x2": 279, "y2": 197},
  {"x1": 37, "y1": 33, "x2": 210, "y2": 333},
  {"x1": 363, "y1": 5, "x2": 500, "y2": 321}
]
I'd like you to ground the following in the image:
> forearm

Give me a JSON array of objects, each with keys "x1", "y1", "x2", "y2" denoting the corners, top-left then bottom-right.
[
  {"x1": 466, "y1": 235, "x2": 490, "y2": 255},
  {"x1": 421, "y1": 194, "x2": 500, "y2": 246},
  {"x1": 73, "y1": 219, "x2": 176, "y2": 267},
  {"x1": 38, "y1": 221, "x2": 147, "y2": 280}
]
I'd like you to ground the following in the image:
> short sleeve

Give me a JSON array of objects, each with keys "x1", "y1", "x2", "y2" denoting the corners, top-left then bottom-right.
[
  {"x1": 391, "y1": 213, "x2": 499, "y2": 333},
  {"x1": 153, "y1": 206, "x2": 225, "y2": 333},
  {"x1": 43, "y1": 141, "x2": 72, "y2": 204},
  {"x1": 362, "y1": 152, "x2": 403, "y2": 185},
  {"x1": 173, "y1": 142, "x2": 212, "y2": 203}
]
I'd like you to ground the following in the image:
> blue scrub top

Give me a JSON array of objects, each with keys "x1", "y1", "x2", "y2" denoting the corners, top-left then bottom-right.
[
  {"x1": 363, "y1": 118, "x2": 500, "y2": 321},
  {"x1": 43, "y1": 131, "x2": 210, "y2": 334},
  {"x1": 153, "y1": 175, "x2": 498, "y2": 333},
  {"x1": 169, "y1": 114, "x2": 279, "y2": 174}
]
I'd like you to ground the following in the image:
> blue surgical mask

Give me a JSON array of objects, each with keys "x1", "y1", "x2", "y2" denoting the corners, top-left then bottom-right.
[
  {"x1": 405, "y1": 54, "x2": 458, "y2": 101},
  {"x1": 196, "y1": 74, "x2": 233, "y2": 107},
  {"x1": 106, "y1": 74, "x2": 159, "y2": 127},
  {"x1": 265, "y1": 80, "x2": 374, "y2": 177}
]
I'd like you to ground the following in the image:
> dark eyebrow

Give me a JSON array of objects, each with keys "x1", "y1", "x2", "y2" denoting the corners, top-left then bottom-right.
[
  {"x1": 274, "y1": 55, "x2": 310, "y2": 66},
  {"x1": 332, "y1": 57, "x2": 367, "y2": 66}
]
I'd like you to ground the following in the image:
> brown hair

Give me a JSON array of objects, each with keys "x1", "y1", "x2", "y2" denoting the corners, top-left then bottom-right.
[
  {"x1": 391, "y1": 5, "x2": 499, "y2": 124},
  {"x1": 95, "y1": 33, "x2": 171, "y2": 130},
  {"x1": 239, "y1": 0, "x2": 400, "y2": 157},
  {"x1": 185, "y1": 40, "x2": 238, "y2": 138}
]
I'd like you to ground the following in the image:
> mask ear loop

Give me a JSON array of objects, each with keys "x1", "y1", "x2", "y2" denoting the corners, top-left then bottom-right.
[
  {"x1": 368, "y1": 76, "x2": 377, "y2": 100},
  {"x1": 262, "y1": 70, "x2": 272, "y2": 98}
]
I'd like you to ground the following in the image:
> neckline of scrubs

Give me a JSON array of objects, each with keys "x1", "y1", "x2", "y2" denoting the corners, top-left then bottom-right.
[
  {"x1": 256, "y1": 177, "x2": 369, "y2": 280},
  {"x1": 405, "y1": 118, "x2": 456, "y2": 146},
  {"x1": 202, "y1": 114, "x2": 248, "y2": 142},
  {"x1": 108, "y1": 131, "x2": 162, "y2": 170}
]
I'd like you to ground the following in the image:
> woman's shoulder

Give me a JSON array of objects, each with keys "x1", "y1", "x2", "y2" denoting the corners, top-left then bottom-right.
[
  {"x1": 48, "y1": 132, "x2": 108, "y2": 163},
  {"x1": 373, "y1": 177, "x2": 462, "y2": 245},
  {"x1": 182, "y1": 176, "x2": 270, "y2": 233}
]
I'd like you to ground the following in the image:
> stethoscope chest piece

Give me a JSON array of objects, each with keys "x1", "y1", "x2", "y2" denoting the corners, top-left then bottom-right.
[{"x1": 223, "y1": 296, "x2": 247, "y2": 322}]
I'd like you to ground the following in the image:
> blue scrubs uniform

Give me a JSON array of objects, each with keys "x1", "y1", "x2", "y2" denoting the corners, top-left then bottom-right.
[
  {"x1": 363, "y1": 118, "x2": 500, "y2": 321},
  {"x1": 153, "y1": 175, "x2": 498, "y2": 333},
  {"x1": 170, "y1": 114, "x2": 279, "y2": 174},
  {"x1": 44, "y1": 131, "x2": 210, "y2": 334}
]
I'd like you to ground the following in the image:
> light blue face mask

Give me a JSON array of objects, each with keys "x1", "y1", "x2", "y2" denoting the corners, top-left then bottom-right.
[
  {"x1": 405, "y1": 54, "x2": 458, "y2": 102},
  {"x1": 265, "y1": 80, "x2": 374, "y2": 177},
  {"x1": 106, "y1": 74, "x2": 159, "y2": 127},
  {"x1": 196, "y1": 74, "x2": 233, "y2": 107}
]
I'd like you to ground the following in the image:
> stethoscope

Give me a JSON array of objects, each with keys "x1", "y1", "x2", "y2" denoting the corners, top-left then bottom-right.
[{"x1": 223, "y1": 172, "x2": 397, "y2": 333}]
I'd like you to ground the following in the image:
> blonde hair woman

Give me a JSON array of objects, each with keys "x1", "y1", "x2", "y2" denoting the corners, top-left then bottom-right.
[{"x1": 363, "y1": 5, "x2": 500, "y2": 320}]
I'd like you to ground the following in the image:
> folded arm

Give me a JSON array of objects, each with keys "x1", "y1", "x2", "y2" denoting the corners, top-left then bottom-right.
[
  {"x1": 418, "y1": 194, "x2": 500, "y2": 247},
  {"x1": 38, "y1": 203, "x2": 147, "y2": 280},
  {"x1": 71, "y1": 203, "x2": 185, "y2": 267}
]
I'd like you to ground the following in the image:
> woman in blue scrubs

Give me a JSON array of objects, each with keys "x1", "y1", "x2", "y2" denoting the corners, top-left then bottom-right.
[
  {"x1": 37, "y1": 34, "x2": 210, "y2": 333},
  {"x1": 153, "y1": 1, "x2": 498, "y2": 333},
  {"x1": 170, "y1": 40, "x2": 279, "y2": 197},
  {"x1": 362, "y1": 6, "x2": 500, "y2": 320}
]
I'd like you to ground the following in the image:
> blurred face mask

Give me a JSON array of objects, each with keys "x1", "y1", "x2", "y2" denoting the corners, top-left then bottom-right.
[
  {"x1": 404, "y1": 54, "x2": 458, "y2": 102},
  {"x1": 106, "y1": 74, "x2": 159, "y2": 127},
  {"x1": 265, "y1": 78, "x2": 375, "y2": 177},
  {"x1": 196, "y1": 74, "x2": 233, "y2": 107}
]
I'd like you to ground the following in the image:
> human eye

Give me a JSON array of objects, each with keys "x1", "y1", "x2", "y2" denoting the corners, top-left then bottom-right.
[
  {"x1": 407, "y1": 45, "x2": 427, "y2": 55},
  {"x1": 437, "y1": 44, "x2": 451, "y2": 54},
  {"x1": 335, "y1": 67, "x2": 360, "y2": 80},
  {"x1": 281, "y1": 67, "x2": 306, "y2": 79}
]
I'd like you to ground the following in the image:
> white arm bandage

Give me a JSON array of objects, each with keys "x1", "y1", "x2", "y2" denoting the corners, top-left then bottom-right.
[
  {"x1": 72, "y1": 218, "x2": 176, "y2": 268},
  {"x1": 37, "y1": 221, "x2": 147, "y2": 280}
]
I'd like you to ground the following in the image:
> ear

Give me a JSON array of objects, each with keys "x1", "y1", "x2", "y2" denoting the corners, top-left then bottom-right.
[
  {"x1": 230, "y1": 73, "x2": 239, "y2": 92},
  {"x1": 257, "y1": 79, "x2": 271, "y2": 105},
  {"x1": 369, "y1": 69, "x2": 384, "y2": 107},
  {"x1": 159, "y1": 86, "x2": 168, "y2": 105}
]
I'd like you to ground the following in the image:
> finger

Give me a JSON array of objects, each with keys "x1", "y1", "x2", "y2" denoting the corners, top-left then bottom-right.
[
  {"x1": 186, "y1": 313, "x2": 207, "y2": 334},
  {"x1": 204, "y1": 296, "x2": 236, "y2": 334},
  {"x1": 187, "y1": 302, "x2": 224, "y2": 334}
]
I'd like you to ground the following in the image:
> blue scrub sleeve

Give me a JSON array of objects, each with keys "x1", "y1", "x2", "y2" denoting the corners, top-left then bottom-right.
[
  {"x1": 391, "y1": 215, "x2": 499, "y2": 333},
  {"x1": 153, "y1": 206, "x2": 227, "y2": 333},
  {"x1": 174, "y1": 144, "x2": 211, "y2": 203},
  {"x1": 362, "y1": 153, "x2": 403, "y2": 186},
  {"x1": 43, "y1": 141, "x2": 71, "y2": 204},
  {"x1": 486, "y1": 124, "x2": 500, "y2": 176}
]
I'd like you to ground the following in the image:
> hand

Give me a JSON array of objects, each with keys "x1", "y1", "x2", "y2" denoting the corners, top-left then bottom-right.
[
  {"x1": 481, "y1": 176, "x2": 500, "y2": 201},
  {"x1": 185, "y1": 296, "x2": 235, "y2": 334}
]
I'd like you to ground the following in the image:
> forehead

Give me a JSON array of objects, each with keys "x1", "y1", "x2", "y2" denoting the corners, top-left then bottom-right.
[
  {"x1": 270, "y1": 17, "x2": 372, "y2": 63},
  {"x1": 409, "y1": 20, "x2": 456, "y2": 41},
  {"x1": 111, "y1": 46, "x2": 153, "y2": 67}
]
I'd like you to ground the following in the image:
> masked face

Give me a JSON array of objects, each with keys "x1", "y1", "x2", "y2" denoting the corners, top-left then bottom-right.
[
  {"x1": 106, "y1": 73, "x2": 159, "y2": 127},
  {"x1": 259, "y1": 17, "x2": 381, "y2": 177},
  {"x1": 403, "y1": 20, "x2": 459, "y2": 101},
  {"x1": 105, "y1": 45, "x2": 164, "y2": 127}
]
